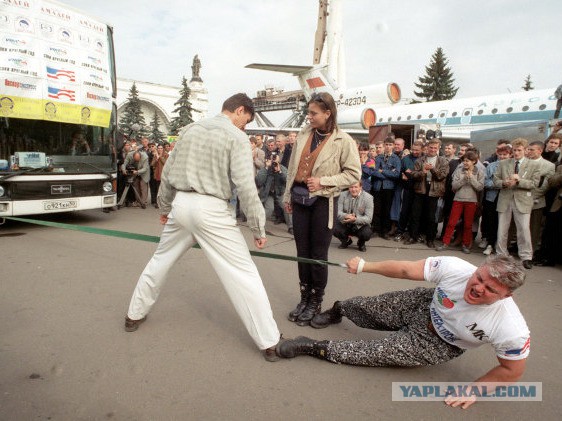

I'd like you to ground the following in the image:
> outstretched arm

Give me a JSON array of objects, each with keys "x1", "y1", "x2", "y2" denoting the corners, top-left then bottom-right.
[
  {"x1": 444, "y1": 357, "x2": 526, "y2": 410},
  {"x1": 346, "y1": 257, "x2": 426, "y2": 281}
]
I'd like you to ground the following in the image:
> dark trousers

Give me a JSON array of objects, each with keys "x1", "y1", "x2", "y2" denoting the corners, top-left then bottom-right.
[
  {"x1": 397, "y1": 188, "x2": 415, "y2": 233},
  {"x1": 333, "y1": 221, "x2": 372, "y2": 246},
  {"x1": 292, "y1": 196, "x2": 337, "y2": 290},
  {"x1": 539, "y1": 208, "x2": 562, "y2": 263},
  {"x1": 370, "y1": 190, "x2": 381, "y2": 233},
  {"x1": 482, "y1": 198, "x2": 499, "y2": 246},
  {"x1": 410, "y1": 192, "x2": 439, "y2": 242},
  {"x1": 149, "y1": 177, "x2": 159, "y2": 204},
  {"x1": 378, "y1": 189, "x2": 395, "y2": 235}
]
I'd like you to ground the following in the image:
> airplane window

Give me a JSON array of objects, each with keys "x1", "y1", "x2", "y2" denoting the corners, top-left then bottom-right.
[
  {"x1": 452, "y1": 112, "x2": 457, "y2": 117},
  {"x1": 407, "y1": 115, "x2": 411, "y2": 120},
  {"x1": 477, "y1": 110, "x2": 484, "y2": 115},
  {"x1": 387, "y1": 117, "x2": 392, "y2": 122},
  {"x1": 439, "y1": 113, "x2": 445, "y2": 118},
  {"x1": 492, "y1": 108, "x2": 498, "y2": 114},
  {"x1": 429, "y1": 113, "x2": 434, "y2": 118},
  {"x1": 464, "y1": 110, "x2": 470, "y2": 116},
  {"x1": 379, "y1": 118, "x2": 383, "y2": 122},
  {"x1": 539, "y1": 104, "x2": 546, "y2": 110},
  {"x1": 522, "y1": 106, "x2": 529, "y2": 112},
  {"x1": 417, "y1": 115, "x2": 422, "y2": 119},
  {"x1": 506, "y1": 107, "x2": 513, "y2": 113},
  {"x1": 397, "y1": 116, "x2": 402, "y2": 121}
]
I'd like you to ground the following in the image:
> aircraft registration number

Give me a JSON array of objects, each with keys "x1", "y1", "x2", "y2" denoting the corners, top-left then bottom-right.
[{"x1": 336, "y1": 96, "x2": 367, "y2": 107}]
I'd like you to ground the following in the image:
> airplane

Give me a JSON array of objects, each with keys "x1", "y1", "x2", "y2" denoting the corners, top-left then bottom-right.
[{"x1": 246, "y1": 0, "x2": 560, "y2": 141}]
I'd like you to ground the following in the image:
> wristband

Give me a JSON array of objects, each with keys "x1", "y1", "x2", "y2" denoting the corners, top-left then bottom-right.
[{"x1": 357, "y1": 258, "x2": 366, "y2": 274}]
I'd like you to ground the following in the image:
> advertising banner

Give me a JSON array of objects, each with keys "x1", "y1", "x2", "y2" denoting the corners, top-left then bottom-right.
[{"x1": 0, "y1": 0, "x2": 113, "y2": 127}]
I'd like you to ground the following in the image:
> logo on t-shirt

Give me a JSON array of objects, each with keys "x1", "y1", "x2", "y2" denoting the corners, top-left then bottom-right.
[
  {"x1": 436, "y1": 287, "x2": 456, "y2": 309},
  {"x1": 466, "y1": 322, "x2": 489, "y2": 341}
]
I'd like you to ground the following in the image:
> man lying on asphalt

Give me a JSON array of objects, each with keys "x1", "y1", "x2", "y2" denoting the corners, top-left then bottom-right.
[{"x1": 276, "y1": 254, "x2": 530, "y2": 409}]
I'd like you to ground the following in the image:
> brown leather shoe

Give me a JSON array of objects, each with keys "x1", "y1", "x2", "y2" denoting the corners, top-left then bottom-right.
[
  {"x1": 125, "y1": 316, "x2": 147, "y2": 332},
  {"x1": 263, "y1": 346, "x2": 280, "y2": 362}
]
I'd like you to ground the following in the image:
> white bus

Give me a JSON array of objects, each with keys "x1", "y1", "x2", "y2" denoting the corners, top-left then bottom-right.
[{"x1": 0, "y1": 0, "x2": 117, "y2": 218}]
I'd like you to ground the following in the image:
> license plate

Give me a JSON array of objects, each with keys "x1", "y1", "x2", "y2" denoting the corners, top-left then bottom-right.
[{"x1": 43, "y1": 199, "x2": 78, "y2": 210}]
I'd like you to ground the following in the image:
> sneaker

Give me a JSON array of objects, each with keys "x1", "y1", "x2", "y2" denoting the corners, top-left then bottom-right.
[
  {"x1": 483, "y1": 245, "x2": 493, "y2": 256},
  {"x1": 288, "y1": 227, "x2": 294, "y2": 235},
  {"x1": 436, "y1": 243, "x2": 449, "y2": 251},
  {"x1": 462, "y1": 245, "x2": 471, "y2": 254},
  {"x1": 125, "y1": 316, "x2": 147, "y2": 332},
  {"x1": 393, "y1": 233, "x2": 404, "y2": 242},
  {"x1": 478, "y1": 239, "x2": 488, "y2": 249}
]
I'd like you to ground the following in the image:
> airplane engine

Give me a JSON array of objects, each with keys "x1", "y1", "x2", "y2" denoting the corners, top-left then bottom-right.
[
  {"x1": 337, "y1": 107, "x2": 377, "y2": 130},
  {"x1": 337, "y1": 82, "x2": 401, "y2": 108}
]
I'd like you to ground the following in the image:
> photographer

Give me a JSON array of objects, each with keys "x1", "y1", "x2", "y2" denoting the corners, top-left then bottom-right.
[
  {"x1": 255, "y1": 152, "x2": 293, "y2": 234},
  {"x1": 333, "y1": 182, "x2": 373, "y2": 252},
  {"x1": 121, "y1": 151, "x2": 150, "y2": 209}
]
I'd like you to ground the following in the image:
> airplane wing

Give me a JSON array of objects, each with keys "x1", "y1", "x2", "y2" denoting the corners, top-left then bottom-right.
[{"x1": 245, "y1": 63, "x2": 313, "y2": 75}]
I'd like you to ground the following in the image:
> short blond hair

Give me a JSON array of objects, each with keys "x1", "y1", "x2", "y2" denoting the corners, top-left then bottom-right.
[{"x1": 511, "y1": 138, "x2": 528, "y2": 149}]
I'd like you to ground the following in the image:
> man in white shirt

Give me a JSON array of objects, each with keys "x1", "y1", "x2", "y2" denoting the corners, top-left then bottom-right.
[{"x1": 277, "y1": 254, "x2": 529, "y2": 410}]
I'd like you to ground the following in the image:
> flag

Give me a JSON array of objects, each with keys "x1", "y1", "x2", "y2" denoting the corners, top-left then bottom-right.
[
  {"x1": 46, "y1": 66, "x2": 76, "y2": 82},
  {"x1": 48, "y1": 86, "x2": 76, "y2": 101}
]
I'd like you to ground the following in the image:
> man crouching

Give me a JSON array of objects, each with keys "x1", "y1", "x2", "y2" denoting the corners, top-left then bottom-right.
[{"x1": 277, "y1": 254, "x2": 530, "y2": 409}]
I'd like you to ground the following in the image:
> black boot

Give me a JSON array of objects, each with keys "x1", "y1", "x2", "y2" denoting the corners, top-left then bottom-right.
[
  {"x1": 310, "y1": 301, "x2": 342, "y2": 329},
  {"x1": 296, "y1": 288, "x2": 324, "y2": 326},
  {"x1": 276, "y1": 336, "x2": 329, "y2": 359},
  {"x1": 288, "y1": 283, "x2": 310, "y2": 322}
]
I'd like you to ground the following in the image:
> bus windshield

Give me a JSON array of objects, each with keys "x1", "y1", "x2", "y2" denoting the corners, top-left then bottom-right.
[{"x1": 0, "y1": 116, "x2": 116, "y2": 174}]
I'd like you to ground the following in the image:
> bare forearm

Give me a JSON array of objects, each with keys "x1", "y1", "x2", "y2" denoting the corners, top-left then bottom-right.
[{"x1": 361, "y1": 259, "x2": 425, "y2": 281}]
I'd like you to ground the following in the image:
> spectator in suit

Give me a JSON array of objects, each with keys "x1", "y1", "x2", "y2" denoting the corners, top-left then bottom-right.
[
  {"x1": 493, "y1": 138, "x2": 541, "y2": 269},
  {"x1": 333, "y1": 182, "x2": 374, "y2": 252},
  {"x1": 526, "y1": 141, "x2": 555, "y2": 260}
]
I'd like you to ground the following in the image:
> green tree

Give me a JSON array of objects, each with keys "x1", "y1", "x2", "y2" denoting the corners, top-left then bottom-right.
[
  {"x1": 522, "y1": 74, "x2": 534, "y2": 91},
  {"x1": 148, "y1": 110, "x2": 166, "y2": 143},
  {"x1": 119, "y1": 82, "x2": 148, "y2": 137},
  {"x1": 169, "y1": 77, "x2": 194, "y2": 135},
  {"x1": 414, "y1": 47, "x2": 459, "y2": 102}
]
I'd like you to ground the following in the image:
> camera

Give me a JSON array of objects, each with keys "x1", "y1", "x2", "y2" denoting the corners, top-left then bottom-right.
[{"x1": 125, "y1": 164, "x2": 136, "y2": 175}]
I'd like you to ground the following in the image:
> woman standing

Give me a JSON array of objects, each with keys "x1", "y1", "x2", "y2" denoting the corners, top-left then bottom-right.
[
  {"x1": 437, "y1": 150, "x2": 484, "y2": 253},
  {"x1": 151, "y1": 143, "x2": 169, "y2": 208},
  {"x1": 283, "y1": 92, "x2": 361, "y2": 326}
]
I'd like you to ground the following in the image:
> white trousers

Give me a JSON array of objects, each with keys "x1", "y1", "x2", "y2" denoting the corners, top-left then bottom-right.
[
  {"x1": 496, "y1": 199, "x2": 532, "y2": 261},
  {"x1": 127, "y1": 192, "x2": 280, "y2": 350}
]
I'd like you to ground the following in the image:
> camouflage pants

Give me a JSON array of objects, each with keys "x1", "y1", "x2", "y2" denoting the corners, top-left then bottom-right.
[{"x1": 326, "y1": 287, "x2": 464, "y2": 367}]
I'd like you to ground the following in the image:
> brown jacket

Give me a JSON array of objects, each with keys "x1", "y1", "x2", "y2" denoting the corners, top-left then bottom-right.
[
  {"x1": 411, "y1": 155, "x2": 449, "y2": 197},
  {"x1": 284, "y1": 126, "x2": 361, "y2": 228}
]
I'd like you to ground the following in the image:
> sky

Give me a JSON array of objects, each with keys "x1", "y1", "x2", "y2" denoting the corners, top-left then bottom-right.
[{"x1": 68, "y1": 0, "x2": 561, "y2": 119}]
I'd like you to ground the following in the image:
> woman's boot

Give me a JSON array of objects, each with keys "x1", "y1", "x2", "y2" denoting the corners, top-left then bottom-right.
[
  {"x1": 288, "y1": 283, "x2": 310, "y2": 322},
  {"x1": 296, "y1": 287, "x2": 324, "y2": 326}
]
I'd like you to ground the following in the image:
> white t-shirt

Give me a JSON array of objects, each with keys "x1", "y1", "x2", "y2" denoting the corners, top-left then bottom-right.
[{"x1": 424, "y1": 256, "x2": 530, "y2": 360}]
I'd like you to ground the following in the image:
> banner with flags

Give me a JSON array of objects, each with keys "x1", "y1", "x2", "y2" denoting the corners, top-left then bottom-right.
[{"x1": 0, "y1": 0, "x2": 113, "y2": 127}]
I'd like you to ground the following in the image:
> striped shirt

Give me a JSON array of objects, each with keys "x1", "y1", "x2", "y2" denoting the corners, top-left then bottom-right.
[{"x1": 157, "y1": 113, "x2": 266, "y2": 238}]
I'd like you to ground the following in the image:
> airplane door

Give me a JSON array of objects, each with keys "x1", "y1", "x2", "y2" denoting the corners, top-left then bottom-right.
[
  {"x1": 461, "y1": 108, "x2": 473, "y2": 125},
  {"x1": 437, "y1": 110, "x2": 448, "y2": 126}
]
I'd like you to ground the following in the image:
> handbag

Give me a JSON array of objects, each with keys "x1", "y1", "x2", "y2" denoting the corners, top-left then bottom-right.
[{"x1": 291, "y1": 185, "x2": 317, "y2": 206}]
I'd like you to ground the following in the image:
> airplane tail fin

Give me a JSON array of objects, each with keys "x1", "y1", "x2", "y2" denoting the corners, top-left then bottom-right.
[{"x1": 245, "y1": 63, "x2": 340, "y2": 100}]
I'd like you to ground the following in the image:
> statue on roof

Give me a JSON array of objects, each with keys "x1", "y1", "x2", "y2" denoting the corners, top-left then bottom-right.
[{"x1": 191, "y1": 55, "x2": 202, "y2": 82}]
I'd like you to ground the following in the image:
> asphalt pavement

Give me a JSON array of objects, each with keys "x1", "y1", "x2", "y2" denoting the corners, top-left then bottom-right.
[{"x1": 1, "y1": 207, "x2": 560, "y2": 420}]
